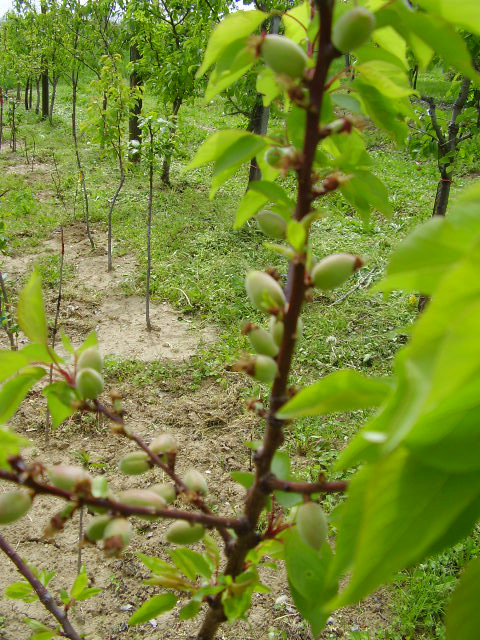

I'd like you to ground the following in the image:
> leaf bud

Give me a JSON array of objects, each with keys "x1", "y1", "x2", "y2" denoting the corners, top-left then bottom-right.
[
  {"x1": 117, "y1": 489, "x2": 166, "y2": 521},
  {"x1": 332, "y1": 7, "x2": 376, "y2": 53},
  {"x1": 86, "y1": 515, "x2": 112, "y2": 542},
  {"x1": 76, "y1": 367, "x2": 104, "y2": 400},
  {"x1": 149, "y1": 483, "x2": 176, "y2": 504},
  {"x1": 0, "y1": 490, "x2": 32, "y2": 525},
  {"x1": 47, "y1": 464, "x2": 91, "y2": 492},
  {"x1": 103, "y1": 518, "x2": 133, "y2": 555},
  {"x1": 260, "y1": 34, "x2": 308, "y2": 79},
  {"x1": 296, "y1": 502, "x2": 328, "y2": 550},
  {"x1": 256, "y1": 210, "x2": 287, "y2": 240},
  {"x1": 183, "y1": 469, "x2": 208, "y2": 496},
  {"x1": 150, "y1": 433, "x2": 178, "y2": 455},
  {"x1": 246, "y1": 271, "x2": 286, "y2": 313},
  {"x1": 253, "y1": 355, "x2": 279, "y2": 383},
  {"x1": 118, "y1": 451, "x2": 151, "y2": 476},
  {"x1": 77, "y1": 347, "x2": 103, "y2": 373},
  {"x1": 166, "y1": 521, "x2": 205, "y2": 546},
  {"x1": 246, "y1": 325, "x2": 279, "y2": 358},
  {"x1": 311, "y1": 254, "x2": 363, "y2": 290}
]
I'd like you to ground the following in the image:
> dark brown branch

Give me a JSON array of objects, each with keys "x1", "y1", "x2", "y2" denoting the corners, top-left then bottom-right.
[
  {"x1": 421, "y1": 96, "x2": 446, "y2": 146},
  {"x1": 0, "y1": 533, "x2": 81, "y2": 640},
  {"x1": 266, "y1": 476, "x2": 348, "y2": 494}
]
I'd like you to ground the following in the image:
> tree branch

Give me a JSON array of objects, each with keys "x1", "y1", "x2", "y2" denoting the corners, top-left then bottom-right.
[
  {"x1": 421, "y1": 96, "x2": 446, "y2": 147},
  {"x1": 266, "y1": 476, "x2": 348, "y2": 494}
]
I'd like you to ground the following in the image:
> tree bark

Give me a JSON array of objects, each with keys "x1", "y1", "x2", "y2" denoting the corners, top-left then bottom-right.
[
  {"x1": 41, "y1": 2, "x2": 49, "y2": 120},
  {"x1": 107, "y1": 147, "x2": 125, "y2": 272},
  {"x1": 129, "y1": 42, "x2": 142, "y2": 162},
  {"x1": 49, "y1": 74, "x2": 58, "y2": 124},
  {"x1": 24, "y1": 78, "x2": 30, "y2": 111},
  {"x1": 146, "y1": 126, "x2": 153, "y2": 329},
  {"x1": 35, "y1": 77, "x2": 40, "y2": 115},
  {"x1": 161, "y1": 96, "x2": 182, "y2": 186}
]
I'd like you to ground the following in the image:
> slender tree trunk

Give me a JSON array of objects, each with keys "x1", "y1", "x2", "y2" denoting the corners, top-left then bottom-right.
[
  {"x1": 29, "y1": 78, "x2": 33, "y2": 109},
  {"x1": 35, "y1": 77, "x2": 40, "y2": 115},
  {"x1": 433, "y1": 166, "x2": 452, "y2": 217},
  {"x1": 247, "y1": 14, "x2": 280, "y2": 185},
  {"x1": 16, "y1": 83, "x2": 21, "y2": 102},
  {"x1": 107, "y1": 143, "x2": 125, "y2": 272},
  {"x1": 24, "y1": 78, "x2": 30, "y2": 111},
  {"x1": 49, "y1": 74, "x2": 58, "y2": 124},
  {"x1": 0, "y1": 88, "x2": 3, "y2": 150},
  {"x1": 41, "y1": 2, "x2": 49, "y2": 121},
  {"x1": 146, "y1": 126, "x2": 153, "y2": 330},
  {"x1": 129, "y1": 42, "x2": 142, "y2": 162},
  {"x1": 161, "y1": 97, "x2": 182, "y2": 186},
  {"x1": 72, "y1": 67, "x2": 94, "y2": 249}
]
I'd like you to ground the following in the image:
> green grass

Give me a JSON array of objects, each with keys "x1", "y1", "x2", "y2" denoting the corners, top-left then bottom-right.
[{"x1": 1, "y1": 67, "x2": 479, "y2": 638}]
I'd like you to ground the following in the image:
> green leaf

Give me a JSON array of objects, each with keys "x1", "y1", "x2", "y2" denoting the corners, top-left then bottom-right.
[
  {"x1": 257, "y1": 68, "x2": 281, "y2": 106},
  {"x1": 43, "y1": 383, "x2": 75, "y2": 429},
  {"x1": 197, "y1": 10, "x2": 265, "y2": 77},
  {"x1": 179, "y1": 599, "x2": 202, "y2": 621},
  {"x1": 354, "y1": 80, "x2": 409, "y2": 145},
  {"x1": 205, "y1": 41, "x2": 255, "y2": 102},
  {"x1": 213, "y1": 135, "x2": 267, "y2": 178},
  {"x1": 271, "y1": 451, "x2": 290, "y2": 481},
  {"x1": 137, "y1": 553, "x2": 174, "y2": 576},
  {"x1": 0, "y1": 350, "x2": 32, "y2": 383},
  {"x1": 357, "y1": 60, "x2": 413, "y2": 98},
  {"x1": 5, "y1": 582, "x2": 36, "y2": 603},
  {"x1": 74, "y1": 587, "x2": 102, "y2": 601},
  {"x1": 446, "y1": 556, "x2": 480, "y2": 640},
  {"x1": 77, "y1": 331, "x2": 98, "y2": 354},
  {"x1": 60, "y1": 330, "x2": 75, "y2": 355},
  {"x1": 231, "y1": 471, "x2": 254, "y2": 489},
  {"x1": 0, "y1": 368, "x2": 46, "y2": 425},
  {"x1": 128, "y1": 594, "x2": 177, "y2": 626},
  {"x1": 169, "y1": 549, "x2": 212, "y2": 581},
  {"x1": 277, "y1": 371, "x2": 391, "y2": 419},
  {"x1": 286, "y1": 221, "x2": 306, "y2": 253},
  {"x1": 185, "y1": 131, "x2": 251, "y2": 172},
  {"x1": 248, "y1": 181, "x2": 295, "y2": 209},
  {"x1": 234, "y1": 189, "x2": 269, "y2": 229},
  {"x1": 330, "y1": 93, "x2": 362, "y2": 115},
  {"x1": 17, "y1": 271, "x2": 47, "y2": 344},
  {"x1": 70, "y1": 566, "x2": 88, "y2": 600},
  {"x1": 91, "y1": 476, "x2": 109, "y2": 498},
  {"x1": 372, "y1": 26, "x2": 407, "y2": 69},
  {"x1": 0, "y1": 427, "x2": 30, "y2": 469},
  {"x1": 340, "y1": 170, "x2": 393, "y2": 219}
]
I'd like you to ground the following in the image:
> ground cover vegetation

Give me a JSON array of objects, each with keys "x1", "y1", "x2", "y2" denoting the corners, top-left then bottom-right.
[{"x1": 1, "y1": 0, "x2": 480, "y2": 639}]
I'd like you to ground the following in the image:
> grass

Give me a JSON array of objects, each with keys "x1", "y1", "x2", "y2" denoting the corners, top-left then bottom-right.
[{"x1": 1, "y1": 67, "x2": 479, "y2": 638}]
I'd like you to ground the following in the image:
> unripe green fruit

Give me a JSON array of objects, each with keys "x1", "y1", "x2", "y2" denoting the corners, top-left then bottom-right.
[
  {"x1": 296, "y1": 502, "x2": 328, "y2": 550},
  {"x1": 248, "y1": 326, "x2": 279, "y2": 358},
  {"x1": 246, "y1": 271, "x2": 286, "y2": 313},
  {"x1": 183, "y1": 469, "x2": 208, "y2": 496},
  {"x1": 166, "y1": 521, "x2": 205, "y2": 545},
  {"x1": 117, "y1": 489, "x2": 166, "y2": 521},
  {"x1": 264, "y1": 147, "x2": 284, "y2": 168},
  {"x1": 0, "y1": 490, "x2": 32, "y2": 524},
  {"x1": 311, "y1": 254, "x2": 362, "y2": 290},
  {"x1": 150, "y1": 433, "x2": 178, "y2": 455},
  {"x1": 332, "y1": 7, "x2": 376, "y2": 53},
  {"x1": 261, "y1": 34, "x2": 308, "y2": 79},
  {"x1": 76, "y1": 367, "x2": 104, "y2": 400},
  {"x1": 253, "y1": 355, "x2": 279, "y2": 383},
  {"x1": 270, "y1": 317, "x2": 284, "y2": 347},
  {"x1": 86, "y1": 515, "x2": 111, "y2": 541},
  {"x1": 77, "y1": 347, "x2": 103, "y2": 373},
  {"x1": 47, "y1": 465, "x2": 91, "y2": 492},
  {"x1": 257, "y1": 211, "x2": 287, "y2": 240},
  {"x1": 118, "y1": 451, "x2": 151, "y2": 476},
  {"x1": 150, "y1": 483, "x2": 176, "y2": 504},
  {"x1": 103, "y1": 518, "x2": 132, "y2": 555}
]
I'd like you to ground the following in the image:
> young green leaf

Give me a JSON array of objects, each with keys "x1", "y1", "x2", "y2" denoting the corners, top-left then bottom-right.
[
  {"x1": 128, "y1": 594, "x2": 177, "y2": 626},
  {"x1": 446, "y1": 556, "x2": 480, "y2": 639},
  {"x1": 17, "y1": 271, "x2": 47, "y2": 344},
  {"x1": 0, "y1": 368, "x2": 46, "y2": 425}
]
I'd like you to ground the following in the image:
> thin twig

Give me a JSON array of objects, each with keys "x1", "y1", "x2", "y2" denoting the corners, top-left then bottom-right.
[{"x1": 329, "y1": 268, "x2": 377, "y2": 306}]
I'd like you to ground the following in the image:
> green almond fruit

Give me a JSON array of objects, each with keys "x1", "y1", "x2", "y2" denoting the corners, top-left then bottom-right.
[
  {"x1": 47, "y1": 465, "x2": 91, "y2": 492},
  {"x1": 77, "y1": 347, "x2": 103, "y2": 373},
  {"x1": 150, "y1": 433, "x2": 178, "y2": 455},
  {"x1": 103, "y1": 518, "x2": 133, "y2": 555},
  {"x1": 117, "y1": 489, "x2": 166, "y2": 521},
  {"x1": 166, "y1": 521, "x2": 205, "y2": 545},
  {"x1": 248, "y1": 326, "x2": 279, "y2": 358},
  {"x1": 253, "y1": 355, "x2": 279, "y2": 383},
  {"x1": 76, "y1": 367, "x2": 104, "y2": 400},
  {"x1": 246, "y1": 271, "x2": 286, "y2": 313},
  {"x1": 150, "y1": 483, "x2": 176, "y2": 504},
  {"x1": 332, "y1": 7, "x2": 376, "y2": 53},
  {"x1": 257, "y1": 211, "x2": 287, "y2": 240},
  {"x1": 270, "y1": 317, "x2": 284, "y2": 347},
  {"x1": 296, "y1": 502, "x2": 328, "y2": 550},
  {"x1": 86, "y1": 515, "x2": 112, "y2": 542},
  {"x1": 261, "y1": 34, "x2": 308, "y2": 79},
  {"x1": 311, "y1": 253, "x2": 362, "y2": 290},
  {"x1": 118, "y1": 451, "x2": 151, "y2": 476},
  {"x1": 183, "y1": 469, "x2": 208, "y2": 496},
  {"x1": 264, "y1": 147, "x2": 284, "y2": 168},
  {"x1": 0, "y1": 490, "x2": 32, "y2": 525}
]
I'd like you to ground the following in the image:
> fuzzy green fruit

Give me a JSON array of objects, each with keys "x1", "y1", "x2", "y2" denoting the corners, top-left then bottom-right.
[
  {"x1": 253, "y1": 355, "x2": 279, "y2": 383},
  {"x1": 118, "y1": 451, "x2": 151, "y2": 476},
  {"x1": 261, "y1": 34, "x2": 308, "y2": 79},
  {"x1": 257, "y1": 211, "x2": 287, "y2": 240},
  {"x1": 103, "y1": 518, "x2": 133, "y2": 555},
  {"x1": 0, "y1": 490, "x2": 32, "y2": 524},
  {"x1": 311, "y1": 253, "x2": 362, "y2": 290},
  {"x1": 150, "y1": 433, "x2": 178, "y2": 455},
  {"x1": 332, "y1": 7, "x2": 376, "y2": 53},
  {"x1": 248, "y1": 326, "x2": 279, "y2": 358},
  {"x1": 246, "y1": 271, "x2": 286, "y2": 313},
  {"x1": 296, "y1": 502, "x2": 328, "y2": 550},
  {"x1": 150, "y1": 483, "x2": 176, "y2": 504},
  {"x1": 76, "y1": 367, "x2": 104, "y2": 400},
  {"x1": 270, "y1": 317, "x2": 284, "y2": 347},
  {"x1": 86, "y1": 515, "x2": 111, "y2": 542},
  {"x1": 77, "y1": 347, "x2": 103, "y2": 373},
  {"x1": 117, "y1": 489, "x2": 166, "y2": 521},
  {"x1": 183, "y1": 469, "x2": 208, "y2": 496},
  {"x1": 166, "y1": 521, "x2": 205, "y2": 545},
  {"x1": 47, "y1": 465, "x2": 91, "y2": 492},
  {"x1": 264, "y1": 147, "x2": 284, "y2": 168}
]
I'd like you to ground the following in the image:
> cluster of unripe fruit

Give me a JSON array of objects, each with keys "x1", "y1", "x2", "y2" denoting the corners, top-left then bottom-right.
[{"x1": 75, "y1": 347, "x2": 104, "y2": 401}]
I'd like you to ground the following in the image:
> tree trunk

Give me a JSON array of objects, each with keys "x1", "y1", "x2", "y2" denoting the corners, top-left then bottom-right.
[
  {"x1": 129, "y1": 42, "x2": 142, "y2": 162},
  {"x1": 25, "y1": 78, "x2": 30, "y2": 111},
  {"x1": 161, "y1": 97, "x2": 182, "y2": 186},
  {"x1": 247, "y1": 14, "x2": 280, "y2": 185},
  {"x1": 0, "y1": 88, "x2": 3, "y2": 150},
  {"x1": 107, "y1": 147, "x2": 125, "y2": 272},
  {"x1": 35, "y1": 77, "x2": 40, "y2": 115},
  {"x1": 49, "y1": 74, "x2": 58, "y2": 124},
  {"x1": 29, "y1": 78, "x2": 33, "y2": 109},
  {"x1": 432, "y1": 168, "x2": 452, "y2": 217},
  {"x1": 16, "y1": 83, "x2": 21, "y2": 101},
  {"x1": 146, "y1": 126, "x2": 153, "y2": 330},
  {"x1": 41, "y1": 2, "x2": 49, "y2": 121}
]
